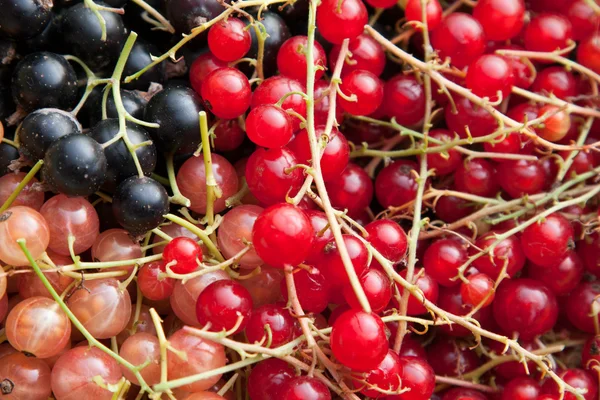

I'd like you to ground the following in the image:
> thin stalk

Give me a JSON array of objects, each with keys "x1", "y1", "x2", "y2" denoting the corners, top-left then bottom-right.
[
  {"x1": 199, "y1": 111, "x2": 219, "y2": 229},
  {"x1": 0, "y1": 160, "x2": 43, "y2": 213},
  {"x1": 165, "y1": 152, "x2": 191, "y2": 207},
  {"x1": 164, "y1": 214, "x2": 224, "y2": 262}
]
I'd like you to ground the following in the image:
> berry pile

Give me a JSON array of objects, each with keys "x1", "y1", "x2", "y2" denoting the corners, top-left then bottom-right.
[{"x1": 1, "y1": 0, "x2": 600, "y2": 399}]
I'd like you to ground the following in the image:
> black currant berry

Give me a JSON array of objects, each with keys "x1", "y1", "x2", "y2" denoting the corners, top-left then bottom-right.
[
  {"x1": 0, "y1": 0, "x2": 53, "y2": 40},
  {"x1": 167, "y1": 0, "x2": 228, "y2": 35},
  {"x1": 88, "y1": 89, "x2": 147, "y2": 128},
  {"x1": 43, "y1": 134, "x2": 107, "y2": 196},
  {"x1": 18, "y1": 108, "x2": 82, "y2": 161},
  {"x1": 245, "y1": 11, "x2": 290, "y2": 78},
  {"x1": 89, "y1": 118, "x2": 157, "y2": 191},
  {"x1": 123, "y1": 38, "x2": 166, "y2": 91},
  {"x1": 21, "y1": 12, "x2": 60, "y2": 55},
  {"x1": 11, "y1": 52, "x2": 78, "y2": 112},
  {"x1": 0, "y1": 142, "x2": 19, "y2": 175},
  {"x1": 144, "y1": 83, "x2": 204, "y2": 154},
  {"x1": 112, "y1": 176, "x2": 169, "y2": 236},
  {"x1": 59, "y1": 2, "x2": 127, "y2": 70}
]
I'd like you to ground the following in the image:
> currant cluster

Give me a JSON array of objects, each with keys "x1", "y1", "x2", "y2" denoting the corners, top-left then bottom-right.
[{"x1": 1, "y1": 0, "x2": 600, "y2": 398}]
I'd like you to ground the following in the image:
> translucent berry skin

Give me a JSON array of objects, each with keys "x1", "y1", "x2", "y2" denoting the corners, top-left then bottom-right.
[
  {"x1": 566, "y1": 282, "x2": 600, "y2": 333},
  {"x1": 245, "y1": 147, "x2": 303, "y2": 206},
  {"x1": 396, "y1": 356, "x2": 436, "y2": 400},
  {"x1": 213, "y1": 119, "x2": 245, "y2": 152},
  {"x1": 427, "y1": 337, "x2": 480, "y2": 377},
  {"x1": 460, "y1": 273, "x2": 495, "y2": 308},
  {"x1": 326, "y1": 163, "x2": 373, "y2": 215},
  {"x1": 454, "y1": 159, "x2": 498, "y2": 198},
  {"x1": 493, "y1": 278, "x2": 558, "y2": 340},
  {"x1": 501, "y1": 377, "x2": 540, "y2": 400},
  {"x1": 217, "y1": 205, "x2": 264, "y2": 268},
  {"x1": 528, "y1": 251, "x2": 584, "y2": 296},
  {"x1": 251, "y1": 76, "x2": 306, "y2": 132},
  {"x1": 0, "y1": 206, "x2": 50, "y2": 267},
  {"x1": 163, "y1": 237, "x2": 203, "y2": 275},
  {"x1": 329, "y1": 34, "x2": 386, "y2": 78},
  {"x1": 287, "y1": 126, "x2": 350, "y2": 182},
  {"x1": 365, "y1": 219, "x2": 408, "y2": 262},
  {"x1": 425, "y1": 129, "x2": 463, "y2": 175},
  {"x1": 0, "y1": 173, "x2": 44, "y2": 211},
  {"x1": 138, "y1": 262, "x2": 176, "y2": 301},
  {"x1": 536, "y1": 105, "x2": 572, "y2": 142},
  {"x1": 471, "y1": 233, "x2": 526, "y2": 279},
  {"x1": 542, "y1": 369, "x2": 598, "y2": 400},
  {"x1": 445, "y1": 96, "x2": 497, "y2": 138},
  {"x1": 246, "y1": 105, "x2": 293, "y2": 148},
  {"x1": 497, "y1": 160, "x2": 546, "y2": 199},
  {"x1": 578, "y1": 35, "x2": 600, "y2": 75},
  {"x1": 396, "y1": 268, "x2": 439, "y2": 315},
  {"x1": 568, "y1": 1, "x2": 600, "y2": 41},
  {"x1": 442, "y1": 388, "x2": 488, "y2": 400},
  {"x1": 338, "y1": 69, "x2": 384, "y2": 116},
  {"x1": 280, "y1": 376, "x2": 331, "y2": 400},
  {"x1": 521, "y1": 213, "x2": 574, "y2": 267},
  {"x1": 189, "y1": 53, "x2": 227, "y2": 95},
  {"x1": 465, "y1": 55, "x2": 514, "y2": 101},
  {"x1": 208, "y1": 18, "x2": 251, "y2": 62},
  {"x1": 330, "y1": 309, "x2": 388, "y2": 371},
  {"x1": 316, "y1": 0, "x2": 368, "y2": 44},
  {"x1": 438, "y1": 285, "x2": 492, "y2": 337},
  {"x1": 423, "y1": 239, "x2": 467, "y2": 287},
  {"x1": 316, "y1": 235, "x2": 369, "y2": 287},
  {"x1": 280, "y1": 267, "x2": 330, "y2": 313},
  {"x1": 201, "y1": 67, "x2": 251, "y2": 119},
  {"x1": 532, "y1": 67, "x2": 577, "y2": 100},
  {"x1": 405, "y1": 0, "x2": 443, "y2": 31},
  {"x1": 375, "y1": 160, "x2": 419, "y2": 208},
  {"x1": 472, "y1": 0, "x2": 525, "y2": 41},
  {"x1": 304, "y1": 210, "x2": 334, "y2": 264},
  {"x1": 248, "y1": 358, "x2": 295, "y2": 400},
  {"x1": 343, "y1": 269, "x2": 392, "y2": 313},
  {"x1": 383, "y1": 74, "x2": 425, "y2": 126},
  {"x1": 353, "y1": 349, "x2": 402, "y2": 397},
  {"x1": 196, "y1": 280, "x2": 253, "y2": 333},
  {"x1": 244, "y1": 304, "x2": 294, "y2": 347},
  {"x1": 277, "y1": 35, "x2": 327, "y2": 82},
  {"x1": 252, "y1": 203, "x2": 314, "y2": 268},
  {"x1": 431, "y1": 13, "x2": 486, "y2": 69},
  {"x1": 524, "y1": 13, "x2": 573, "y2": 53}
]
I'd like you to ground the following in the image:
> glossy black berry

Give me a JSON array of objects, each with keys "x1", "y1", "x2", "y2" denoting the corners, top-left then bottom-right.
[
  {"x1": 43, "y1": 134, "x2": 107, "y2": 196},
  {"x1": 123, "y1": 38, "x2": 166, "y2": 91},
  {"x1": 89, "y1": 118, "x2": 157, "y2": 191},
  {"x1": 0, "y1": 142, "x2": 19, "y2": 175},
  {"x1": 167, "y1": 0, "x2": 228, "y2": 35},
  {"x1": 59, "y1": 2, "x2": 127, "y2": 70},
  {"x1": 144, "y1": 83, "x2": 204, "y2": 154},
  {"x1": 11, "y1": 52, "x2": 78, "y2": 112},
  {"x1": 245, "y1": 11, "x2": 290, "y2": 78},
  {"x1": 88, "y1": 89, "x2": 147, "y2": 128},
  {"x1": 0, "y1": 0, "x2": 53, "y2": 40},
  {"x1": 112, "y1": 176, "x2": 169, "y2": 236},
  {"x1": 18, "y1": 108, "x2": 82, "y2": 161}
]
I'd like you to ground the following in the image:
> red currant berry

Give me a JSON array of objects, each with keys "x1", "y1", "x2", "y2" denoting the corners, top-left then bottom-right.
[
  {"x1": 375, "y1": 160, "x2": 419, "y2": 208},
  {"x1": 578, "y1": 34, "x2": 600, "y2": 75},
  {"x1": 532, "y1": 67, "x2": 577, "y2": 100},
  {"x1": 326, "y1": 163, "x2": 373, "y2": 215},
  {"x1": 330, "y1": 309, "x2": 388, "y2": 371},
  {"x1": 528, "y1": 251, "x2": 584, "y2": 296},
  {"x1": 582, "y1": 336, "x2": 600, "y2": 369},
  {"x1": 397, "y1": 356, "x2": 436, "y2": 400},
  {"x1": 524, "y1": 13, "x2": 573, "y2": 53},
  {"x1": 473, "y1": 0, "x2": 525, "y2": 41},
  {"x1": 245, "y1": 105, "x2": 293, "y2": 148},
  {"x1": 280, "y1": 267, "x2": 330, "y2": 313},
  {"x1": 492, "y1": 44, "x2": 535, "y2": 89},
  {"x1": 287, "y1": 126, "x2": 350, "y2": 182},
  {"x1": 455, "y1": 159, "x2": 499, "y2": 198},
  {"x1": 395, "y1": 267, "x2": 439, "y2": 315},
  {"x1": 431, "y1": 13, "x2": 486, "y2": 69},
  {"x1": 208, "y1": 18, "x2": 251, "y2": 62},
  {"x1": 465, "y1": 55, "x2": 514, "y2": 101},
  {"x1": 427, "y1": 337, "x2": 480, "y2": 377},
  {"x1": 405, "y1": 0, "x2": 443, "y2": 31},
  {"x1": 280, "y1": 376, "x2": 331, "y2": 400},
  {"x1": 434, "y1": 194, "x2": 474, "y2": 223},
  {"x1": 521, "y1": 213, "x2": 574, "y2": 267},
  {"x1": 353, "y1": 349, "x2": 402, "y2": 397},
  {"x1": 163, "y1": 237, "x2": 203, "y2": 274},
  {"x1": 245, "y1": 147, "x2": 303, "y2": 206},
  {"x1": 247, "y1": 359, "x2": 294, "y2": 400},
  {"x1": 438, "y1": 285, "x2": 492, "y2": 337},
  {"x1": 542, "y1": 369, "x2": 598, "y2": 400},
  {"x1": 566, "y1": 281, "x2": 600, "y2": 333},
  {"x1": 304, "y1": 210, "x2": 334, "y2": 264},
  {"x1": 316, "y1": 234, "x2": 368, "y2": 287},
  {"x1": 329, "y1": 34, "x2": 386, "y2": 78},
  {"x1": 138, "y1": 262, "x2": 175, "y2": 301},
  {"x1": 251, "y1": 76, "x2": 307, "y2": 132},
  {"x1": 493, "y1": 278, "x2": 558, "y2": 340},
  {"x1": 189, "y1": 53, "x2": 227, "y2": 94},
  {"x1": 423, "y1": 239, "x2": 467, "y2": 287},
  {"x1": 501, "y1": 377, "x2": 540, "y2": 400},
  {"x1": 471, "y1": 232, "x2": 526, "y2": 279},
  {"x1": 277, "y1": 35, "x2": 327, "y2": 82},
  {"x1": 316, "y1": 0, "x2": 368, "y2": 44},
  {"x1": 252, "y1": 203, "x2": 314, "y2": 268},
  {"x1": 201, "y1": 67, "x2": 251, "y2": 119},
  {"x1": 244, "y1": 304, "x2": 294, "y2": 347},
  {"x1": 497, "y1": 159, "x2": 546, "y2": 199},
  {"x1": 567, "y1": 1, "x2": 600, "y2": 41},
  {"x1": 460, "y1": 272, "x2": 495, "y2": 308},
  {"x1": 442, "y1": 388, "x2": 488, "y2": 400},
  {"x1": 343, "y1": 269, "x2": 392, "y2": 313},
  {"x1": 365, "y1": 219, "x2": 408, "y2": 262},
  {"x1": 213, "y1": 119, "x2": 245, "y2": 152},
  {"x1": 383, "y1": 74, "x2": 425, "y2": 126},
  {"x1": 196, "y1": 280, "x2": 253, "y2": 333},
  {"x1": 338, "y1": 69, "x2": 384, "y2": 116},
  {"x1": 445, "y1": 96, "x2": 498, "y2": 138},
  {"x1": 425, "y1": 129, "x2": 463, "y2": 175}
]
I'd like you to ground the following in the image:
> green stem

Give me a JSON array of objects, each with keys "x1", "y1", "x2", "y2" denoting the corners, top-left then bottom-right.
[
  {"x1": 17, "y1": 239, "x2": 154, "y2": 396},
  {"x1": 557, "y1": 117, "x2": 593, "y2": 182},
  {"x1": 199, "y1": 111, "x2": 218, "y2": 228},
  {"x1": 164, "y1": 214, "x2": 224, "y2": 262},
  {"x1": 0, "y1": 160, "x2": 44, "y2": 213},
  {"x1": 165, "y1": 152, "x2": 191, "y2": 207}
]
